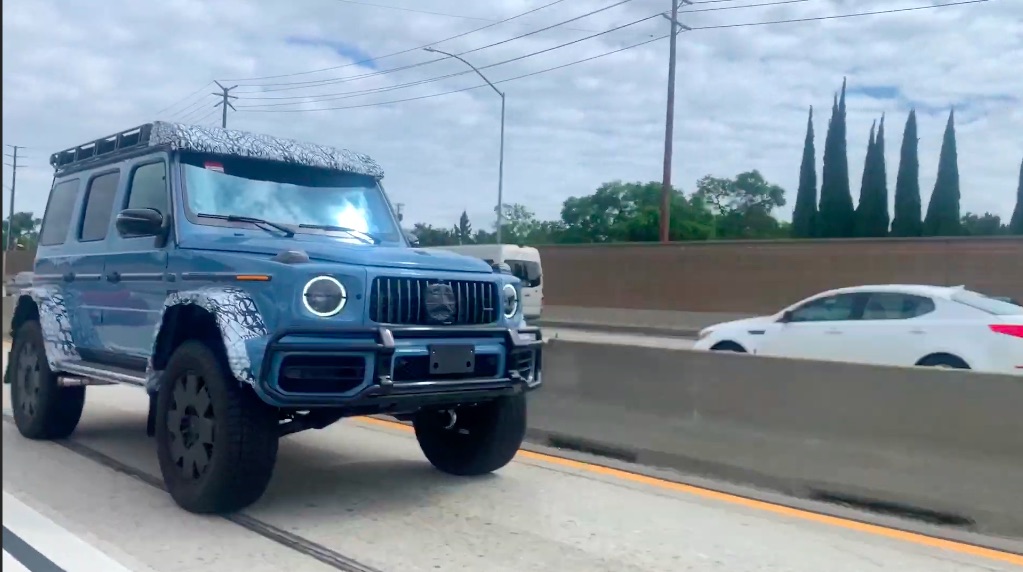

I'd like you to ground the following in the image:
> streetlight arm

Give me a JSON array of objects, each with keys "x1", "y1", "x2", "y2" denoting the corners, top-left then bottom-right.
[{"x1": 424, "y1": 47, "x2": 503, "y2": 98}]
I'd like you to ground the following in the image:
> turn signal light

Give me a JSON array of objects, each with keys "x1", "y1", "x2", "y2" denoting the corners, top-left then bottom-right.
[{"x1": 989, "y1": 324, "x2": 1023, "y2": 338}]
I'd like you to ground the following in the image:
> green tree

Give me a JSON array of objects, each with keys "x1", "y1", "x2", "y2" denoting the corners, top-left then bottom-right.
[
  {"x1": 559, "y1": 181, "x2": 713, "y2": 243},
  {"x1": 791, "y1": 106, "x2": 817, "y2": 238},
  {"x1": 855, "y1": 115, "x2": 890, "y2": 237},
  {"x1": 1, "y1": 211, "x2": 41, "y2": 250},
  {"x1": 890, "y1": 109, "x2": 922, "y2": 237},
  {"x1": 453, "y1": 210, "x2": 473, "y2": 244},
  {"x1": 495, "y1": 203, "x2": 542, "y2": 244},
  {"x1": 1010, "y1": 158, "x2": 1023, "y2": 235},
  {"x1": 410, "y1": 222, "x2": 455, "y2": 246},
  {"x1": 960, "y1": 212, "x2": 1005, "y2": 236},
  {"x1": 818, "y1": 79, "x2": 855, "y2": 237},
  {"x1": 923, "y1": 109, "x2": 962, "y2": 236},
  {"x1": 695, "y1": 170, "x2": 787, "y2": 239}
]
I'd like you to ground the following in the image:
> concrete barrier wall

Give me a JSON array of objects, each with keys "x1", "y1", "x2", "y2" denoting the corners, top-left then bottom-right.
[
  {"x1": 3, "y1": 296, "x2": 14, "y2": 336},
  {"x1": 529, "y1": 340, "x2": 1023, "y2": 539}
]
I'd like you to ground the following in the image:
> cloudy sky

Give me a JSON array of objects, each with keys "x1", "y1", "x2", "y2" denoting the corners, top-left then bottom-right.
[{"x1": 3, "y1": 0, "x2": 1021, "y2": 231}]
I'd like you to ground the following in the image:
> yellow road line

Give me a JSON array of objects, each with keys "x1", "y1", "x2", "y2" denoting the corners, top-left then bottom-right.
[
  {"x1": 355, "y1": 416, "x2": 1023, "y2": 566},
  {"x1": 4, "y1": 341, "x2": 1020, "y2": 565}
]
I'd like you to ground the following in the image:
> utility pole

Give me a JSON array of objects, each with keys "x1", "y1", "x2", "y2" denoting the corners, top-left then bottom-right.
[
  {"x1": 659, "y1": 0, "x2": 691, "y2": 243},
  {"x1": 423, "y1": 47, "x2": 506, "y2": 245},
  {"x1": 213, "y1": 81, "x2": 238, "y2": 128},
  {"x1": 3, "y1": 144, "x2": 25, "y2": 284}
]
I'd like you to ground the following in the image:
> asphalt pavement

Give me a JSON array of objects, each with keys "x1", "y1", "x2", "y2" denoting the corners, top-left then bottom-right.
[{"x1": 3, "y1": 350, "x2": 1021, "y2": 571}]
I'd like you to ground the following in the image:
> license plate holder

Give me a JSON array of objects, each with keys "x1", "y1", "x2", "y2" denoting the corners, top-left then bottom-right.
[{"x1": 428, "y1": 344, "x2": 476, "y2": 375}]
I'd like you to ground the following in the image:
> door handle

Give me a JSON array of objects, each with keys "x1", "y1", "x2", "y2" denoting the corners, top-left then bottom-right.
[
  {"x1": 824, "y1": 329, "x2": 842, "y2": 335},
  {"x1": 62, "y1": 272, "x2": 75, "y2": 283},
  {"x1": 909, "y1": 329, "x2": 925, "y2": 335},
  {"x1": 106, "y1": 271, "x2": 121, "y2": 283}
]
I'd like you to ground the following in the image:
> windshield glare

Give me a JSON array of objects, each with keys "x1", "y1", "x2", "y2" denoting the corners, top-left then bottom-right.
[
  {"x1": 951, "y1": 290, "x2": 1023, "y2": 315},
  {"x1": 181, "y1": 153, "x2": 399, "y2": 243}
]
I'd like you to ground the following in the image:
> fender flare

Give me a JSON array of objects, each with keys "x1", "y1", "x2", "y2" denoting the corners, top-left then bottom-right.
[
  {"x1": 145, "y1": 286, "x2": 270, "y2": 392},
  {"x1": 11, "y1": 285, "x2": 102, "y2": 369}
]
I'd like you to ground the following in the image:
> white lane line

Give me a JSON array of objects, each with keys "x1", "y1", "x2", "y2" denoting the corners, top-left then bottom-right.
[
  {"x1": 2, "y1": 491, "x2": 137, "y2": 572},
  {"x1": 2, "y1": 550, "x2": 32, "y2": 572}
]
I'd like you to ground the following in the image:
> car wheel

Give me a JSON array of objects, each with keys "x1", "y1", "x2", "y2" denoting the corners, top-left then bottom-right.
[
  {"x1": 710, "y1": 341, "x2": 747, "y2": 353},
  {"x1": 917, "y1": 355, "x2": 970, "y2": 370},
  {"x1": 10, "y1": 320, "x2": 86, "y2": 440},
  {"x1": 413, "y1": 394, "x2": 527, "y2": 476},
  {"x1": 155, "y1": 340, "x2": 279, "y2": 514}
]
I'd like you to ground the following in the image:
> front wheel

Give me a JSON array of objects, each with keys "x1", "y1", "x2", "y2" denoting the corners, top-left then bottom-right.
[
  {"x1": 413, "y1": 394, "x2": 527, "y2": 476},
  {"x1": 155, "y1": 340, "x2": 279, "y2": 514},
  {"x1": 9, "y1": 320, "x2": 86, "y2": 440}
]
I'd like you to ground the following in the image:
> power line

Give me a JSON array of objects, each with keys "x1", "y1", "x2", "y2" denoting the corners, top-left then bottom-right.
[
  {"x1": 221, "y1": 0, "x2": 572, "y2": 84},
  {"x1": 330, "y1": 0, "x2": 600, "y2": 32},
  {"x1": 236, "y1": 0, "x2": 640, "y2": 93},
  {"x1": 235, "y1": 10, "x2": 665, "y2": 107},
  {"x1": 235, "y1": 0, "x2": 812, "y2": 103},
  {"x1": 238, "y1": 0, "x2": 990, "y2": 115}
]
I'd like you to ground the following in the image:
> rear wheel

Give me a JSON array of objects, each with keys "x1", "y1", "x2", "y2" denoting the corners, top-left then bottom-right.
[
  {"x1": 9, "y1": 321, "x2": 86, "y2": 440},
  {"x1": 710, "y1": 341, "x2": 747, "y2": 353},
  {"x1": 917, "y1": 354, "x2": 970, "y2": 370},
  {"x1": 155, "y1": 340, "x2": 279, "y2": 514},
  {"x1": 413, "y1": 394, "x2": 527, "y2": 476}
]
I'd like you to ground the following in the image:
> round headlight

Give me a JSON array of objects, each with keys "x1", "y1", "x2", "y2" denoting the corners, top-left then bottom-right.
[
  {"x1": 302, "y1": 276, "x2": 347, "y2": 317},
  {"x1": 502, "y1": 283, "x2": 519, "y2": 318}
]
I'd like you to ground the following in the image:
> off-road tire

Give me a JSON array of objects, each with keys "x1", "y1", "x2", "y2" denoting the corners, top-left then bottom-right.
[
  {"x1": 9, "y1": 320, "x2": 86, "y2": 440},
  {"x1": 155, "y1": 340, "x2": 279, "y2": 514},
  {"x1": 413, "y1": 394, "x2": 527, "y2": 476}
]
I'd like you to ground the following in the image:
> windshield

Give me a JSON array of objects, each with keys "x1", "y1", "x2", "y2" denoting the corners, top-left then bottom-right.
[
  {"x1": 180, "y1": 152, "x2": 400, "y2": 243},
  {"x1": 951, "y1": 289, "x2": 1023, "y2": 315}
]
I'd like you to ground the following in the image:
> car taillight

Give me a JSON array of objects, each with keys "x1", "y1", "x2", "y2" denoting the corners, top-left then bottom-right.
[{"x1": 989, "y1": 324, "x2": 1023, "y2": 338}]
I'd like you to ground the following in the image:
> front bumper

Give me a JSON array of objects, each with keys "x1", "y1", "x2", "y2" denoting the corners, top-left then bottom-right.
[{"x1": 252, "y1": 325, "x2": 543, "y2": 410}]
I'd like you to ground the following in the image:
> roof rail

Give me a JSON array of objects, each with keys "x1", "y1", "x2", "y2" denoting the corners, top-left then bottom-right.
[{"x1": 49, "y1": 123, "x2": 155, "y2": 171}]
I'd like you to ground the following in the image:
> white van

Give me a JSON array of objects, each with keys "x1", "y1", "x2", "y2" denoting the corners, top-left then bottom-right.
[{"x1": 424, "y1": 244, "x2": 543, "y2": 320}]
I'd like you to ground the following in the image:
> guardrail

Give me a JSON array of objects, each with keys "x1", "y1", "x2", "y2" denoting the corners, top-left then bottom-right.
[{"x1": 529, "y1": 339, "x2": 1023, "y2": 541}]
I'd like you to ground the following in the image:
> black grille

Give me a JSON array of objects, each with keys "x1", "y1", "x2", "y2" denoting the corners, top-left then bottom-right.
[
  {"x1": 510, "y1": 349, "x2": 536, "y2": 382},
  {"x1": 278, "y1": 355, "x2": 366, "y2": 394},
  {"x1": 369, "y1": 277, "x2": 498, "y2": 325}
]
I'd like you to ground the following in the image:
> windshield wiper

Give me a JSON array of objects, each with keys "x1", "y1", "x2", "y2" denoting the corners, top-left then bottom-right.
[
  {"x1": 297, "y1": 223, "x2": 379, "y2": 244},
  {"x1": 197, "y1": 213, "x2": 295, "y2": 237}
]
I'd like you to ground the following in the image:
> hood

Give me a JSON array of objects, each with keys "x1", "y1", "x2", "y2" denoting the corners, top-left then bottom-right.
[
  {"x1": 178, "y1": 233, "x2": 494, "y2": 274},
  {"x1": 702, "y1": 315, "x2": 776, "y2": 334}
]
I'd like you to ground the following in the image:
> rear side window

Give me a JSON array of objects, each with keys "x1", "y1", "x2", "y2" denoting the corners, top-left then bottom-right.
[
  {"x1": 126, "y1": 161, "x2": 168, "y2": 214},
  {"x1": 38, "y1": 179, "x2": 81, "y2": 246},
  {"x1": 507, "y1": 259, "x2": 542, "y2": 288},
  {"x1": 861, "y1": 293, "x2": 936, "y2": 320},
  {"x1": 951, "y1": 290, "x2": 1023, "y2": 316},
  {"x1": 79, "y1": 171, "x2": 121, "y2": 242}
]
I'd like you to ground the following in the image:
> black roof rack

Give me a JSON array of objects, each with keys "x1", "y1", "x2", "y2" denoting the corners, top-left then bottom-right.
[{"x1": 49, "y1": 123, "x2": 156, "y2": 171}]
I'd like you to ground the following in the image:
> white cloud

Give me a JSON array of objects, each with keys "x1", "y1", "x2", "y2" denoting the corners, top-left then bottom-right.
[{"x1": 2, "y1": 0, "x2": 1021, "y2": 230}]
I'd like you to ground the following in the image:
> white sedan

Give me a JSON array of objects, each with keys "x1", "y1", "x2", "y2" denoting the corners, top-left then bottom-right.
[{"x1": 693, "y1": 285, "x2": 1023, "y2": 375}]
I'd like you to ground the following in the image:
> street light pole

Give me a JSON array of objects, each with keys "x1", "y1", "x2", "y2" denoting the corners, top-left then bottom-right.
[{"x1": 424, "y1": 47, "x2": 506, "y2": 245}]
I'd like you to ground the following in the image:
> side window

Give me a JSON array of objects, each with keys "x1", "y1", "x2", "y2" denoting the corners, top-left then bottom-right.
[
  {"x1": 861, "y1": 293, "x2": 936, "y2": 320},
  {"x1": 39, "y1": 179, "x2": 81, "y2": 246},
  {"x1": 789, "y1": 294, "x2": 859, "y2": 323},
  {"x1": 507, "y1": 259, "x2": 542, "y2": 288},
  {"x1": 79, "y1": 171, "x2": 121, "y2": 242},
  {"x1": 125, "y1": 161, "x2": 168, "y2": 214}
]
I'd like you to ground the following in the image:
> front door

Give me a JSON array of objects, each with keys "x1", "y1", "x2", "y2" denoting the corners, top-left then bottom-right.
[
  {"x1": 99, "y1": 158, "x2": 173, "y2": 364},
  {"x1": 756, "y1": 293, "x2": 865, "y2": 363}
]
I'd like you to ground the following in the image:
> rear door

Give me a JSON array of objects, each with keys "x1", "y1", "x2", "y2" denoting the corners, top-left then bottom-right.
[{"x1": 840, "y1": 292, "x2": 936, "y2": 366}]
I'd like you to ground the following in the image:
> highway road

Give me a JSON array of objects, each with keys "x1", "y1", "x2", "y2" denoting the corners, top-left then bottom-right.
[
  {"x1": 4, "y1": 343, "x2": 1023, "y2": 571},
  {"x1": 543, "y1": 327, "x2": 697, "y2": 349}
]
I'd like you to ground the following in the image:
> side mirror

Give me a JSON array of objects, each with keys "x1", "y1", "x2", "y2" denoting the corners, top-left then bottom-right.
[
  {"x1": 116, "y1": 208, "x2": 164, "y2": 237},
  {"x1": 779, "y1": 310, "x2": 794, "y2": 323},
  {"x1": 403, "y1": 230, "x2": 420, "y2": 247}
]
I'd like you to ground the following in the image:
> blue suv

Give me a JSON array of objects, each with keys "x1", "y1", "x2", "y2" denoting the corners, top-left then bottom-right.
[{"x1": 5, "y1": 121, "x2": 543, "y2": 514}]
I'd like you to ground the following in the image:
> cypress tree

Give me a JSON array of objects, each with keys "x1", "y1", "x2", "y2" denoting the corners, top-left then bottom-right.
[
  {"x1": 923, "y1": 109, "x2": 962, "y2": 236},
  {"x1": 791, "y1": 106, "x2": 818, "y2": 238},
  {"x1": 1010, "y1": 158, "x2": 1023, "y2": 235},
  {"x1": 891, "y1": 110, "x2": 922, "y2": 236},
  {"x1": 818, "y1": 78, "x2": 855, "y2": 237},
  {"x1": 856, "y1": 115, "x2": 890, "y2": 237}
]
